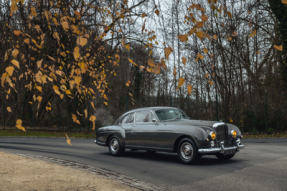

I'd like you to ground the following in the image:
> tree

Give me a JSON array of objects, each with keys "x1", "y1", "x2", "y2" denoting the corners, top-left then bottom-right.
[
  {"x1": 0, "y1": 0, "x2": 157, "y2": 134},
  {"x1": 268, "y1": 0, "x2": 287, "y2": 92}
]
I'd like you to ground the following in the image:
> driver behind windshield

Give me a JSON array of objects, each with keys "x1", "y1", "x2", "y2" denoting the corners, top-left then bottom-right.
[{"x1": 155, "y1": 109, "x2": 188, "y2": 121}]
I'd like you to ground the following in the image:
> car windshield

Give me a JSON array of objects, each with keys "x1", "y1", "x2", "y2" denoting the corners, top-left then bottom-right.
[{"x1": 155, "y1": 109, "x2": 189, "y2": 121}]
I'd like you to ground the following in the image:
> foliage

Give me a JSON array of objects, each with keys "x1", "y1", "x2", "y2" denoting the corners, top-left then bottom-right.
[
  {"x1": 0, "y1": 0, "x2": 220, "y2": 132},
  {"x1": 0, "y1": 0, "x2": 287, "y2": 138},
  {"x1": 0, "y1": 0, "x2": 162, "y2": 132},
  {"x1": 269, "y1": 0, "x2": 287, "y2": 92}
]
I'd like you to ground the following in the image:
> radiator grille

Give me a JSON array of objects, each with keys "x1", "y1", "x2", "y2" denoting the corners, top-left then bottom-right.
[{"x1": 215, "y1": 124, "x2": 229, "y2": 147}]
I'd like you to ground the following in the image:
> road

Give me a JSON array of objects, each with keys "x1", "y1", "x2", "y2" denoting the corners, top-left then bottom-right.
[{"x1": 0, "y1": 137, "x2": 287, "y2": 190}]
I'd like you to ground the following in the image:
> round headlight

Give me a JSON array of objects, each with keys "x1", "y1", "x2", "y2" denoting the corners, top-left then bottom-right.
[
  {"x1": 231, "y1": 130, "x2": 237, "y2": 138},
  {"x1": 210, "y1": 132, "x2": 216, "y2": 140}
]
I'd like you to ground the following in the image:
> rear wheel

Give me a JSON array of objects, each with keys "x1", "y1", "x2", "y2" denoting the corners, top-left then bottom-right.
[
  {"x1": 216, "y1": 153, "x2": 235, "y2": 160},
  {"x1": 177, "y1": 138, "x2": 200, "y2": 164},
  {"x1": 108, "y1": 136, "x2": 125, "y2": 156}
]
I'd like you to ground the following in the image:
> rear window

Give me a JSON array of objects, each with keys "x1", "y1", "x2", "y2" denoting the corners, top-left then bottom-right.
[
  {"x1": 135, "y1": 111, "x2": 150, "y2": 123},
  {"x1": 121, "y1": 112, "x2": 134, "y2": 124}
]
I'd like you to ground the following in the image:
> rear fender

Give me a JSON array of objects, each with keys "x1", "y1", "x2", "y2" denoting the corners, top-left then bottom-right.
[{"x1": 97, "y1": 126, "x2": 125, "y2": 147}]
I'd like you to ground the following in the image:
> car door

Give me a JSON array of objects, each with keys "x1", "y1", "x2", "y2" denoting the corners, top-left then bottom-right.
[
  {"x1": 129, "y1": 110, "x2": 157, "y2": 148},
  {"x1": 120, "y1": 112, "x2": 135, "y2": 146},
  {"x1": 155, "y1": 109, "x2": 179, "y2": 150}
]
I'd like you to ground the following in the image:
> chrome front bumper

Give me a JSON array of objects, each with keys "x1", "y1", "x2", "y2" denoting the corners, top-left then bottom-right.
[
  {"x1": 198, "y1": 140, "x2": 245, "y2": 154},
  {"x1": 94, "y1": 139, "x2": 105, "y2": 146}
]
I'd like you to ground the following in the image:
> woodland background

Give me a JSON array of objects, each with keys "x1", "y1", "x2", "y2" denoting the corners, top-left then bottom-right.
[{"x1": 0, "y1": 0, "x2": 287, "y2": 134}]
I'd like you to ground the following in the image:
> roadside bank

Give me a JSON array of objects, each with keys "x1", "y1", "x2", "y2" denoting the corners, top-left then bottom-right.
[{"x1": 0, "y1": 151, "x2": 138, "y2": 191}]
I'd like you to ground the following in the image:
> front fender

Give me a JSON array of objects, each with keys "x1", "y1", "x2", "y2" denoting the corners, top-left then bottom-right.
[
  {"x1": 172, "y1": 127, "x2": 209, "y2": 151},
  {"x1": 226, "y1": 123, "x2": 242, "y2": 137}
]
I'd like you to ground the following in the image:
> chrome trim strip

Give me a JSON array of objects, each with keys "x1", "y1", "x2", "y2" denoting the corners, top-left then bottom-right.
[
  {"x1": 96, "y1": 141, "x2": 106, "y2": 146},
  {"x1": 198, "y1": 144, "x2": 245, "y2": 154},
  {"x1": 238, "y1": 144, "x2": 245, "y2": 149},
  {"x1": 125, "y1": 145, "x2": 171, "y2": 150},
  {"x1": 198, "y1": 147, "x2": 221, "y2": 154},
  {"x1": 212, "y1": 122, "x2": 226, "y2": 128},
  {"x1": 220, "y1": 141, "x2": 225, "y2": 153}
]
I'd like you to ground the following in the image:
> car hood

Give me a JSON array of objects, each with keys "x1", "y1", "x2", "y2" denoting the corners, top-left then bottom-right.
[
  {"x1": 159, "y1": 119, "x2": 241, "y2": 134},
  {"x1": 160, "y1": 119, "x2": 215, "y2": 130}
]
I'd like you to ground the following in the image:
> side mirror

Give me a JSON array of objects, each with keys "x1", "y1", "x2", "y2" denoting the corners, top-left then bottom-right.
[{"x1": 152, "y1": 118, "x2": 157, "y2": 123}]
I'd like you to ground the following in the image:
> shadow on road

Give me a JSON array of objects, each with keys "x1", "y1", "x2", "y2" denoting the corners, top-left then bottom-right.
[{"x1": 99, "y1": 150, "x2": 240, "y2": 166}]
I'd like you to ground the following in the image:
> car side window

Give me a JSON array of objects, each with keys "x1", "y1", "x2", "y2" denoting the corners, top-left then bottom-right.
[
  {"x1": 135, "y1": 111, "x2": 150, "y2": 123},
  {"x1": 121, "y1": 113, "x2": 134, "y2": 124},
  {"x1": 155, "y1": 111, "x2": 166, "y2": 120}
]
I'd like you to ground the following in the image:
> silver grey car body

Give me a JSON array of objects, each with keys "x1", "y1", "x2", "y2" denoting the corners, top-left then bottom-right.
[{"x1": 95, "y1": 106, "x2": 244, "y2": 163}]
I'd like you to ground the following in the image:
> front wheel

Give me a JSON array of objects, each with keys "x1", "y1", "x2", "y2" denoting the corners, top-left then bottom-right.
[
  {"x1": 216, "y1": 153, "x2": 235, "y2": 160},
  {"x1": 108, "y1": 136, "x2": 125, "y2": 156},
  {"x1": 177, "y1": 138, "x2": 200, "y2": 164}
]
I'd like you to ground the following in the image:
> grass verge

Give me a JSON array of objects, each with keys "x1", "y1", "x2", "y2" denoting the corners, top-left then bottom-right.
[
  {"x1": 243, "y1": 133, "x2": 287, "y2": 139},
  {"x1": 0, "y1": 128, "x2": 96, "y2": 138}
]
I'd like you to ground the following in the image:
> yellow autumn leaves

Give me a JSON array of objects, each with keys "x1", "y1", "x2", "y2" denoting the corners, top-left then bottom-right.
[
  {"x1": 274, "y1": 45, "x2": 283, "y2": 51},
  {"x1": 71, "y1": 111, "x2": 97, "y2": 131},
  {"x1": 73, "y1": 46, "x2": 80, "y2": 60},
  {"x1": 16, "y1": 119, "x2": 26, "y2": 132},
  {"x1": 73, "y1": 36, "x2": 89, "y2": 59},
  {"x1": 164, "y1": 47, "x2": 173, "y2": 60},
  {"x1": 178, "y1": 34, "x2": 188, "y2": 42},
  {"x1": 5, "y1": 66, "x2": 14, "y2": 76},
  {"x1": 64, "y1": 133, "x2": 72, "y2": 145},
  {"x1": 11, "y1": 60, "x2": 19, "y2": 69},
  {"x1": 175, "y1": 76, "x2": 212, "y2": 96},
  {"x1": 188, "y1": 85, "x2": 193, "y2": 95},
  {"x1": 6, "y1": 37, "x2": 101, "y2": 138},
  {"x1": 177, "y1": 78, "x2": 185, "y2": 90},
  {"x1": 76, "y1": 36, "x2": 88, "y2": 47}
]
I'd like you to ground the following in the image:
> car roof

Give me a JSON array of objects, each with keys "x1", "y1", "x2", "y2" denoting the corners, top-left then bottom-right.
[
  {"x1": 127, "y1": 106, "x2": 178, "y2": 113},
  {"x1": 113, "y1": 106, "x2": 180, "y2": 125}
]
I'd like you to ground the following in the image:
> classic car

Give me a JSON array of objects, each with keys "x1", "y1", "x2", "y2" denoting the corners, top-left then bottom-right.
[{"x1": 95, "y1": 107, "x2": 244, "y2": 164}]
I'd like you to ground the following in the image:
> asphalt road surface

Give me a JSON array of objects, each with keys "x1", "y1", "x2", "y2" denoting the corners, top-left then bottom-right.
[{"x1": 0, "y1": 137, "x2": 287, "y2": 191}]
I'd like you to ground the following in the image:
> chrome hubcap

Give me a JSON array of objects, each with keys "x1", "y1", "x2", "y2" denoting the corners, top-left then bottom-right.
[
  {"x1": 110, "y1": 138, "x2": 119, "y2": 154},
  {"x1": 180, "y1": 142, "x2": 193, "y2": 160}
]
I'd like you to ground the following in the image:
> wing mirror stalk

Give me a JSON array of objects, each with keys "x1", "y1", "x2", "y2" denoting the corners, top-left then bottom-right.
[{"x1": 152, "y1": 118, "x2": 159, "y2": 125}]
